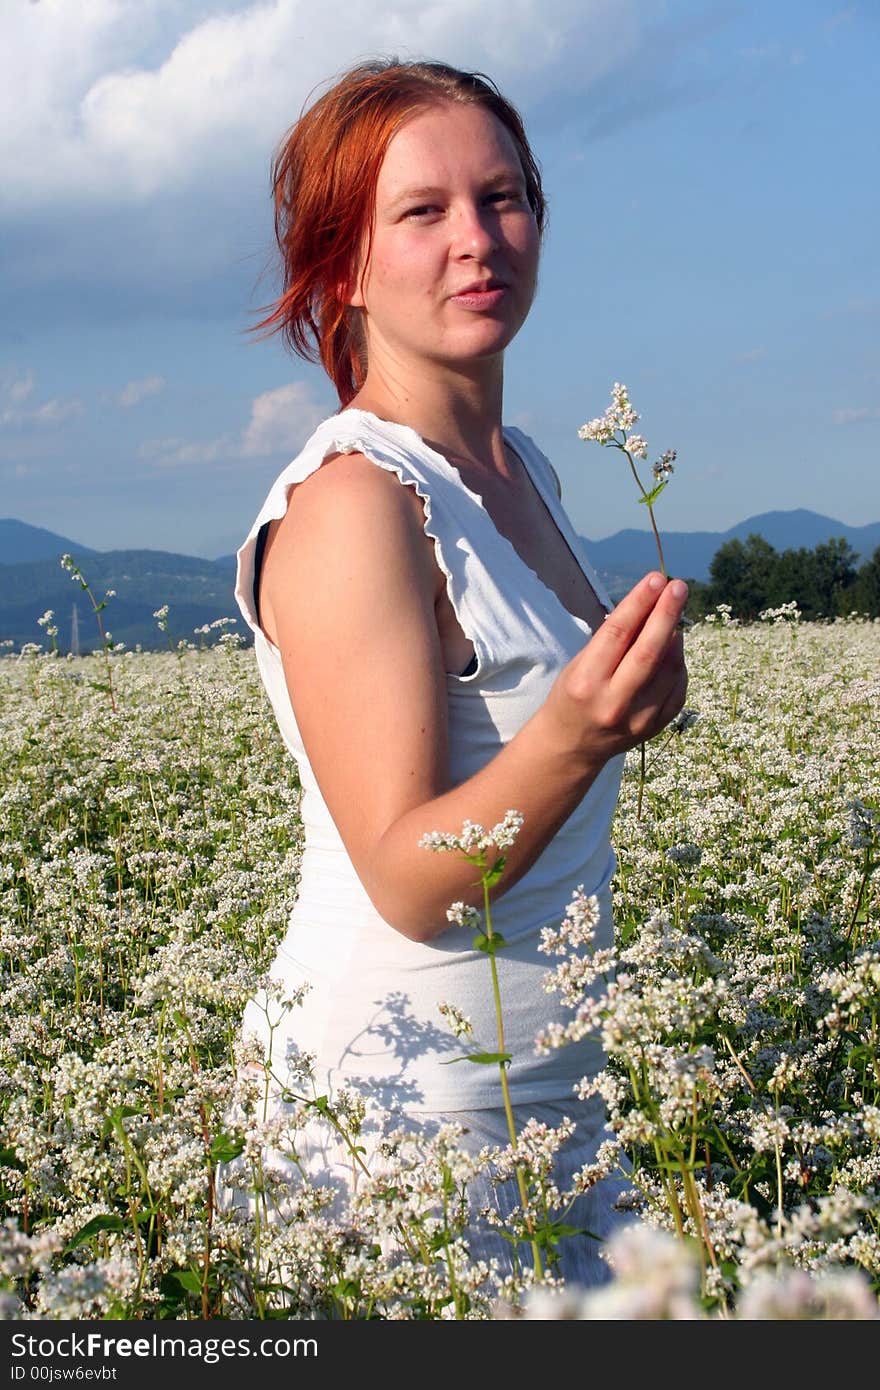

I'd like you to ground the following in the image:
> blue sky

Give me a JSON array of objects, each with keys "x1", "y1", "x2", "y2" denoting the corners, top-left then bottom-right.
[{"x1": 1, "y1": 0, "x2": 877, "y2": 559}]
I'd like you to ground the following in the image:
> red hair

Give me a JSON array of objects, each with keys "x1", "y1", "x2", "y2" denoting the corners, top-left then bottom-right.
[{"x1": 254, "y1": 59, "x2": 547, "y2": 406}]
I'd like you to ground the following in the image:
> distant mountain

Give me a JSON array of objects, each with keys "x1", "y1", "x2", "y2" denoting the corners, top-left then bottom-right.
[
  {"x1": 581, "y1": 509, "x2": 880, "y2": 597},
  {"x1": 2, "y1": 508, "x2": 878, "y2": 652},
  {"x1": 0, "y1": 518, "x2": 100, "y2": 566},
  {"x1": 0, "y1": 547, "x2": 241, "y2": 653}
]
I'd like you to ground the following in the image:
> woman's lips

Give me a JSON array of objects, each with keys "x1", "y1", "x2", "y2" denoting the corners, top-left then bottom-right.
[{"x1": 449, "y1": 286, "x2": 507, "y2": 309}]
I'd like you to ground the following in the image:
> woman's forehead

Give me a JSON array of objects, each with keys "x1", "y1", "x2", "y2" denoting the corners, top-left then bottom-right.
[{"x1": 376, "y1": 103, "x2": 523, "y2": 195}]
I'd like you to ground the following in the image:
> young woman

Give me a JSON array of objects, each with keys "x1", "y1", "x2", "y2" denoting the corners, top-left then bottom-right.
[{"x1": 230, "y1": 58, "x2": 688, "y2": 1285}]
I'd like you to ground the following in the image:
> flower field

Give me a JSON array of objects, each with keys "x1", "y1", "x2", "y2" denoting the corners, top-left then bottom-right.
[{"x1": 0, "y1": 611, "x2": 878, "y2": 1319}]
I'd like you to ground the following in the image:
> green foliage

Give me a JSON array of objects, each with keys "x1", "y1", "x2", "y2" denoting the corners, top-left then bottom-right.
[{"x1": 690, "y1": 533, "x2": 870, "y2": 620}]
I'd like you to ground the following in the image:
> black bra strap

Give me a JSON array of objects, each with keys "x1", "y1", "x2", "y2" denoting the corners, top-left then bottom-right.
[
  {"x1": 460, "y1": 651, "x2": 478, "y2": 677},
  {"x1": 252, "y1": 521, "x2": 270, "y2": 626},
  {"x1": 254, "y1": 517, "x2": 477, "y2": 680}
]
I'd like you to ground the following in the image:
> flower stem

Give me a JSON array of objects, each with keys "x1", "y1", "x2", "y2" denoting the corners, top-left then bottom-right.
[
  {"x1": 619, "y1": 444, "x2": 667, "y2": 578},
  {"x1": 482, "y1": 866, "x2": 544, "y2": 1278}
]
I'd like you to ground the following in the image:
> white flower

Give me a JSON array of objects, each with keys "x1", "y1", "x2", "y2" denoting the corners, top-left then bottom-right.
[
  {"x1": 737, "y1": 1267, "x2": 879, "y2": 1320},
  {"x1": 653, "y1": 448, "x2": 677, "y2": 482},
  {"x1": 445, "y1": 901, "x2": 481, "y2": 930},
  {"x1": 437, "y1": 1001, "x2": 474, "y2": 1039},
  {"x1": 419, "y1": 809, "x2": 523, "y2": 855}
]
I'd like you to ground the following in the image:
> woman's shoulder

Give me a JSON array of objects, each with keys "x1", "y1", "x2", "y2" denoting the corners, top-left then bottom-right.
[{"x1": 234, "y1": 411, "x2": 439, "y2": 641}]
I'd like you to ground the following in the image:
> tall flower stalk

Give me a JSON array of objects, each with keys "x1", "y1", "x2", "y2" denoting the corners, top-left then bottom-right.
[
  {"x1": 420, "y1": 810, "x2": 546, "y2": 1278},
  {"x1": 60, "y1": 554, "x2": 118, "y2": 712},
  {"x1": 578, "y1": 382, "x2": 675, "y2": 579},
  {"x1": 578, "y1": 383, "x2": 678, "y2": 817}
]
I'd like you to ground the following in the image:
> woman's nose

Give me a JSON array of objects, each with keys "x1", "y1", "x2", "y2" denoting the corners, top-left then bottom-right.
[{"x1": 452, "y1": 203, "x2": 499, "y2": 257}]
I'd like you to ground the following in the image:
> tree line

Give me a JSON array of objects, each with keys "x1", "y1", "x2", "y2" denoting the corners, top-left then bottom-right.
[{"x1": 684, "y1": 535, "x2": 880, "y2": 620}]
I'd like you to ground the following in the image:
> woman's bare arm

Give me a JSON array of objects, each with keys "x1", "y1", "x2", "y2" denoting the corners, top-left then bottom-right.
[{"x1": 261, "y1": 452, "x2": 688, "y2": 942}]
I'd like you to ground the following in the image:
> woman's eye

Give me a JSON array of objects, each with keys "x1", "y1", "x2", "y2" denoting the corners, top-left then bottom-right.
[
  {"x1": 486, "y1": 190, "x2": 522, "y2": 206},
  {"x1": 405, "y1": 205, "x2": 440, "y2": 219}
]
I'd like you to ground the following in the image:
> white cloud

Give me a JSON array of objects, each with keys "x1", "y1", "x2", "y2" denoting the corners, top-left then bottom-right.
[
  {"x1": 734, "y1": 347, "x2": 767, "y2": 364},
  {"x1": 0, "y1": 374, "x2": 85, "y2": 429},
  {"x1": 118, "y1": 375, "x2": 167, "y2": 407},
  {"x1": 1, "y1": 0, "x2": 633, "y2": 208},
  {"x1": 8, "y1": 373, "x2": 35, "y2": 403},
  {"x1": 824, "y1": 298, "x2": 880, "y2": 318},
  {"x1": 832, "y1": 407, "x2": 879, "y2": 425},
  {"x1": 145, "y1": 378, "x2": 327, "y2": 467},
  {"x1": 240, "y1": 381, "x2": 325, "y2": 457}
]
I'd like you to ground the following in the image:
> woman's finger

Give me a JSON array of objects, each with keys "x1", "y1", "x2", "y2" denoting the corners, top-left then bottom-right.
[
  {"x1": 605, "y1": 578, "x2": 688, "y2": 698},
  {"x1": 583, "y1": 573, "x2": 682, "y2": 678}
]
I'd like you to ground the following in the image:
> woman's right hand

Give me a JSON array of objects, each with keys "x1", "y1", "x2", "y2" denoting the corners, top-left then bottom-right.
[{"x1": 539, "y1": 572, "x2": 689, "y2": 772}]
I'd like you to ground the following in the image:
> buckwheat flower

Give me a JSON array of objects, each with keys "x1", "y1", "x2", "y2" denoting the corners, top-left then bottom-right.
[
  {"x1": 848, "y1": 797, "x2": 878, "y2": 850},
  {"x1": 737, "y1": 1267, "x2": 879, "y2": 1320},
  {"x1": 746, "y1": 1109, "x2": 792, "y2": 1153},
  {"x1": 861, "y1": 1106, "x2": 880, "y2": 1143},
  {"x1": 576, "y1": 1224, "x2": 702, "y2": 1320},
  {"x1": 610, "y1": 381, "x2": 639, "y2": 426},
  {"x1": 653, "y1": 448, "x2": 677, "y2": 482},
  {"x1": 519, "y1": 1284, "x2": 591, "y2": 1319},
  {"x1": 488, "y1": 808, "x2": 524, "y2": 849},
  {"x1": 419, "y1": 809, "x2": 523, "y2": 855},
  {"x1": 539, "y1": 886, "x2": 601, "y2": 955},
  {"x1": 577, "y1": 415, "x2": 615, "y2": 444},
  {"x1": 570, "y1": 1135, "x2": 624, "y2": 1193},
  {"x1": 819, "y1": 945, "x2": 880, "y2": 1028},
  {"x1": 664, "y1": 842, "x2": 702, "y2": 867},
  {"x1": 437, "y1": 1001, "x2": 474, "y2": 1039},
  {"x1": 759, "y1": 601, "x2": 802, "y2": 625},
  {"x1": 446, "y1": 901, "x2": 481, "y2": 930},
  {"x1": 420, "y1": 827, "x2": 471, "y2": 851},
  {"x1": 540, "y1": 948, "x2": 617, "y2": 1008},
  {"x1": 626, "y1": 433, "x2": 648, "y2": 459}
]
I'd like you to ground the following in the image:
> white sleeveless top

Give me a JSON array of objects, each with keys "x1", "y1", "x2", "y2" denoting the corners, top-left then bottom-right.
[{"x1": 234, "y1": 409, "x2": 624, "y2": 1112}]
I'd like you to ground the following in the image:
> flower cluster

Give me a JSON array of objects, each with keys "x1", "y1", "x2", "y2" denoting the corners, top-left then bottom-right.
[
  {"x1": 577, "y1": 381, "x2": 640, "y2": 443},
  {"x1": 419, "y1": 809, "x2": 524, "y2": 855},
  {"x1": 0, "y1": 612, "x2": 877, "y2": 1318}
]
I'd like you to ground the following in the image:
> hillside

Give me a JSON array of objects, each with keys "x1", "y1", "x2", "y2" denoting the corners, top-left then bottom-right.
[
  {"x1": 582, "y1": 508, "x2": 880, "y2": 597},
  {"x1": 0, "y1": 518, "x2": 100, "y2": 566},
  {"x1": 2, "y1": 507, "x2": 878, "y2": 651},
  {"x1": 0, "y1": 549, "x2": 241, "y2": 653}
]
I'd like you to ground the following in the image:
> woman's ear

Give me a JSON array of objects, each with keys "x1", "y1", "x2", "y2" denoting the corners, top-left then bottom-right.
[
  {"x1": 344, "y1": 226, "x2": 372, "y2": 309},
  {"x1": 346, "y1": 274, "x2": 365, "y2": 309}
]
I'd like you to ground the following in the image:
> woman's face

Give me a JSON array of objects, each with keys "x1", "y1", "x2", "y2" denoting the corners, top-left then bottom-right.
[{"x1": 349, "y1": 101, "x2": 540, "y2": 377}]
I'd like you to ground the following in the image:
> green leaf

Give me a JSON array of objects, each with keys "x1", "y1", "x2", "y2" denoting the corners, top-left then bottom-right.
[
  {"x1": 63, "y1": 1206, "x2": 159, "y2": 1254},
  {"x1": 483, "y1": 855, "x2": 507, "y2": 887},
  {"x1": 163, "y1": 1268, "x2": 202, "y2": 1294},
  {"x1": 63, "y1": 1214, "x2": 126, "y2": 1252},
  {"x1": 472, "y1": 930, "x2": 508, "y2": 955},
  {"x1": 105, "y1": 1104, "x2": 144, "y2": 1131},
  {"x1": 209, "y1": 1132, "x2": 245, "y2": 1164},
  {"x1": 332, "y1": 1278, "x2": 361, "y2": 1299},
  {"x1": 535, "y1": 1222, "x2": 601, "y2": 1248},
  {"x1": 465, "y1": 1051, "x2": 511, "y2": 1066},
  {"x1": 638, "y1": 479, "x2": 669, "y2": 507}
]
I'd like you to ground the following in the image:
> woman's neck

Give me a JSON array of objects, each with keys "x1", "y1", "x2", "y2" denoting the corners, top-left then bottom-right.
[{"x1": 347, "y1": 356, "x2": 511, "y2": 478}]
